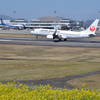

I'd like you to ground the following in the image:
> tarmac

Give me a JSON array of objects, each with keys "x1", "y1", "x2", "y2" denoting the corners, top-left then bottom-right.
[{"x1": 0, "y1": 29, "x2": 100, "y2": 48}]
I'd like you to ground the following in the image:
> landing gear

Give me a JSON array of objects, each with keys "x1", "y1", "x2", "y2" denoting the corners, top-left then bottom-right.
[
  {"x1": 59, "y1": 39, "x2": 61, "y2": 41},
  {"x1": 53, "y1": 38, "x2": 67, "y2": 42},
  {"x1": 64, "y1": 38, "x2": 67, "y2": 41},
  {"x1": 53, "y1": 38, "x2": 60, "y2": 42},
  {"x1": 53, "y1": 30, "x2": 67, "y2": 42},
  {"x1": 36, "y1": 36, "x2": 38, "y2": 39}
]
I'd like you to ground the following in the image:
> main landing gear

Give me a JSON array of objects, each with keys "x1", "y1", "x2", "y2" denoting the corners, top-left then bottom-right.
[
  {"x1": 53, "y1": 38, "x2": 67, "y2": 42},
  {"x1": 36, "y1": 36, "x2": 38, "y2": 39}
]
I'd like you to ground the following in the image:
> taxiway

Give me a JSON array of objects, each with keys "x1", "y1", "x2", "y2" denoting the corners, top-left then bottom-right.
[
  {"x1": 0, "y1": 29, "x2": 100, "y2": 48},
  {"x1": 0, "y1": 37, "x2": 100, "y2": 48}
]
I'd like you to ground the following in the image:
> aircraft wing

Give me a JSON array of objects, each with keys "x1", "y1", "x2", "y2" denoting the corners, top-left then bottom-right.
[{"x1": 46, "y1": 31, "x2": 67, "y2": 39}]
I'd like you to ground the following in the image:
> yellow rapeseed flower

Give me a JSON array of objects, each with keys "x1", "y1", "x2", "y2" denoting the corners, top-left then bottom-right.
[{"x1": 0, "y1": 82, "x2": 100, "y2": 100}]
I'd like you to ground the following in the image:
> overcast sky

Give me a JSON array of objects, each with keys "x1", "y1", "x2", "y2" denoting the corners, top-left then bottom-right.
[{"x1": 0, "y1": 0, "x2": 100, "y2": 21}]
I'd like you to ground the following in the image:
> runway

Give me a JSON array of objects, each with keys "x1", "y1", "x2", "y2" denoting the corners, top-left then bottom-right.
[{"x1": 0, "y1": 37, "x2": 100, "y2": 48}]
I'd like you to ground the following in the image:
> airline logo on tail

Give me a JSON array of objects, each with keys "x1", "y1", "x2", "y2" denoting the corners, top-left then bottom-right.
[
  {"x1": 90, "y1": 26, "x2": 95, "y2": 32},
  {"x1": 0, "y1": 18, "x2": 5, "y2": 25}
]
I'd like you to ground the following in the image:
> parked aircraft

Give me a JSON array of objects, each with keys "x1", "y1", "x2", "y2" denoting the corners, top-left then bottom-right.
[
  {"x1": 31, "y1": 19, "x2": 99, "y2": 42},
  {"x1": 0, "y1": 18, "x2": 23, "y2": 30}
]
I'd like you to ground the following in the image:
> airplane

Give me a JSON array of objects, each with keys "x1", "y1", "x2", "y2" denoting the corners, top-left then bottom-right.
[
  {"x1": 0, "y1": 18, "x2": 24, "y2": 30},
  {"x1": 31, "y1": 19, "x2": 99, "y2": 42}
]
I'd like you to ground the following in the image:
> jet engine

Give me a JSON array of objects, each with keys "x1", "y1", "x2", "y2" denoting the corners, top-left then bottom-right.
[{"x1": 89, "y1": 34, "x2": 95, "y2": 37}]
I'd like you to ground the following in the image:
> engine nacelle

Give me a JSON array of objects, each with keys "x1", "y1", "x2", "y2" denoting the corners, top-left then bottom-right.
[
  {"x1": 58, "y1": 34, "x2": 66, "y2": 39},
  {"x1": 46, "y1": 35, "x2": 53, "y2": 39},
  {"x1": 89, "y1": 34, "x2": 95, "y2": 37}
]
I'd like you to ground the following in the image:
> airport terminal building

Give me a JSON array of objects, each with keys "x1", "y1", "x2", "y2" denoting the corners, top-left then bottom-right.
[
  {"x1": 16, "y1": 17, "x2": 84, "y2": 30},
  {"x1": 25, "y1": 17, "x2": 84, "y2": 30},
  {"x1": 0, "y1": 17, "x2": 84, "y2": 30}
]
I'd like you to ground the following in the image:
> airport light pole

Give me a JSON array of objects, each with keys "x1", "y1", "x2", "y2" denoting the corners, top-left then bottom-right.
[
  {"x1": 13, "y1": 11, "x2": 16, "y2": 21},
  {"x1": 54, "y1": 11, "x2": 56, "y2": 23},
  {"x1": 54, "y1": 11, "x2": 56, "y2": 16}
]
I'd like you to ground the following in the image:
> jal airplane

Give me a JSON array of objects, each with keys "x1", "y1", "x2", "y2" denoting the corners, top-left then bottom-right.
[
  {"x1": 31, "y1": 19, "x2": 99, "y2": 42},
  {"x1": 0, "y1": 18, "x2": 23, "y2": 30}
]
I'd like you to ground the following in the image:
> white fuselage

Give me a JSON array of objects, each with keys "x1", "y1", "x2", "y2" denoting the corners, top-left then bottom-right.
[
  {"x1": 31, "y1": 29, "x2": 92, "y2": 39},
  {"x1": 31, "y1": 29, "x2": 54, "y2": 36}
]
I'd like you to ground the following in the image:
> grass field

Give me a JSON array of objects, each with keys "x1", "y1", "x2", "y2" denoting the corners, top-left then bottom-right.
[
  {"x1": 0, "y1": 43, "x2": 100, "y2": 89},
  {"x1": 67, "y1": 74, "x2": 100, "y2": 90}
]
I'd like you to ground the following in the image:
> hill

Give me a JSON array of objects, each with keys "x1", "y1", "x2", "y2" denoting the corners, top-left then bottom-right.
[{"x1": 0, "y1": 15, "x2": 14, "y2": 20}]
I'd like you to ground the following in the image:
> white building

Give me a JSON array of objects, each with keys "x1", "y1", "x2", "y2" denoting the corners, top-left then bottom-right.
[
  {"x1": 25, "y1": 17, "x2": 83, "y2": 29},
  {"x1": 0, "y1": 17, "x2": 85, "y2": 30}
]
